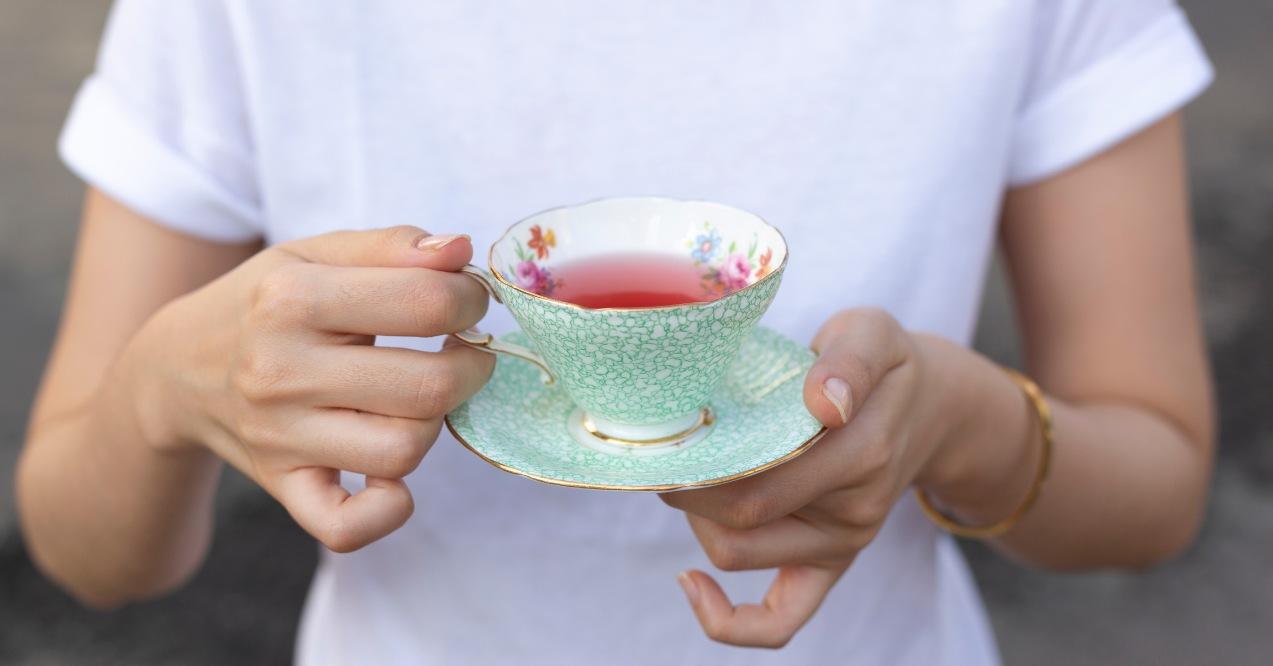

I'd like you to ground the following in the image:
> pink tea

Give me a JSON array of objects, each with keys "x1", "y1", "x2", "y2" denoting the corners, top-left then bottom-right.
[{"x1": 550, "y1": 253, "x2": 715, "y2": 308}]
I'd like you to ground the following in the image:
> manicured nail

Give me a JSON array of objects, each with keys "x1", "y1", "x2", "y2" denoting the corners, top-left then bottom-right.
[
  {"x1": 677, "y1": 571, "x2": 700, "y2": 605},
  {"x1": 416, "y1": 233, "x2": 469, "y2": 251},
  {"x1": 822, "y1": 377, "x2": 851, "y2": 425}
]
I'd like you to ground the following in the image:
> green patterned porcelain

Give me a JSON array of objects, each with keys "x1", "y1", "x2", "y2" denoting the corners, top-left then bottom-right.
[
  {"x1": 446, "y1": 326, "x2": 826, "y2": 491},
  {"x1": 457, "y1": 197, "x2": 789, "y2": 445},
  {"x1": 492, "y1": 271, "x2": 782, "y2": 426}
]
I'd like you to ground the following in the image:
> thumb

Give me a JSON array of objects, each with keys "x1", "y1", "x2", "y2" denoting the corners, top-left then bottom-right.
[
  {"x1": 802, "y1": 308, "x2": 909, "y2": 428},
  {"x1": 280, "y1": 225, "x2": 474, "y2": 270}
]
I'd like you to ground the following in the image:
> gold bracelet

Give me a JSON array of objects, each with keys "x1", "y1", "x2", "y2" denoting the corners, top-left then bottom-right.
[{"x1": 915, "y1": 367, "x2": 1053, "y2": 539}]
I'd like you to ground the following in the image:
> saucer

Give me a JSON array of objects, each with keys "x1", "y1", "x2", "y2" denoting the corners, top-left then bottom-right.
[{"x1": 445, "y1": 326, "x2": 827, "y2": 492}]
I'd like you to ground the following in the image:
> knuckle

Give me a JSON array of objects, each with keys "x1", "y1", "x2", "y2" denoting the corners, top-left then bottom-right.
[
  {"x1": 845, "y1": 524, "x2": 881, "y2": 550},
  {"x1": 413, "y1": 370, "x2": 459, "y2": 418},
  {"x1": 232, "y1": 348, "x2": 291, "y2": 403},
  {"x1": 724, "y1": 493, "x2": 774, "y2": 530},
  {"x1": 703, "y1": 537, "x2": 748, "y2": 572},
  {"x1": 855, "y1": 437, "x2": 894, "y2": 476},
  {"x1": 437, "y1": 282, "x2": 465, "y2": 328},
  {"x1": 354, "y1": 225, "x2": 426, "y2": 259},
  {"x1": 857, "y1": 306, "x2": 893, "y2": 325},
  {"x1": 235, "y1": 416, "x2": 286, "y2": 451},
  {"x1": 407, "y1": 278, "x2": 460, "y2": 333},
  {"x1": 845, "y1": 496, "x2": 892, "y2": 528},
  {"x1": 379, "y1": 425, "x2": 429, "y2": 478},
  {"x1": 830, "y1": 306, "x2": 890, "y2": 330},
  {"x1": 319, "y1": 517, "x2": 361, "y2": 554},
  {"x1": 851, "y1": 306, "x2": 901, "y2": 337},
  {"x1": 701, "y1": 616, "x2": 732, "y2": 644},
  {"x1": 253, "y1": 264, "x2": 314, "y2": 323},
  {"x1": 384, "y1": 225, "x2": 426, "y2": 248},
  {"x1": 760, "y1": 632, "x2": 793, "y2": 650},
  {"x1": 828, "y1": 308, "x2": 857, "y2": 328},
  {"x1": 837, "y1": 351, "x2": 873, "y2": 388},
  {"x1": 387, "y1": 224, "x2": 424, "y2": 238},
  {"x1": 399, "y1": 485, "x2": 417, "y2": 517},
  {"x1": 823, "y1": 307, "x2": 903, "y2": 356}
]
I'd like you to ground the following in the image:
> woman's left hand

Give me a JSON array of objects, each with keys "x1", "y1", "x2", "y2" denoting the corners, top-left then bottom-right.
[{"x1": 660, "y1": 308, "x2": 961, "y2": 648}]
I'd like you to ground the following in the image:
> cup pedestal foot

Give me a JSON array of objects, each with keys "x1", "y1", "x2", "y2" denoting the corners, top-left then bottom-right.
[{"x1": 567, "y1": 407, "x2": 715, "y2": 456}]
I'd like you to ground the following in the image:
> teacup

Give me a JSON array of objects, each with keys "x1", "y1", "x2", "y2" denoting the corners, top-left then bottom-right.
[{"x1": 457, "y1": 197, "x2": 788, "y2": 453}]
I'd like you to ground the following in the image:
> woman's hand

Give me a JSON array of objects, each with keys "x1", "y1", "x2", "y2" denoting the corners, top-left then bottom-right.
[
  {"x1": 124, "y1": 225, "x2": 494, "y2": 552},
  {"x1": 661, "y1": 308, "x2": 966, "y2": 648}
]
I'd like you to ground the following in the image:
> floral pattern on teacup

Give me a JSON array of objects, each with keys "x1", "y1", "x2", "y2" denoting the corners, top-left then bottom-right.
[
  {"x1": 509, "y1": 225, "x2": 561, "y2": 296},
  {"x1": 687, "y1": 221, "x2": 776, "y2": 297},
  {"x1": 527, "y1": 224, "x2": 555, "y2": 260},
  {"x1": 691, "y1": 227, "x2": 722, "y2": 263}
]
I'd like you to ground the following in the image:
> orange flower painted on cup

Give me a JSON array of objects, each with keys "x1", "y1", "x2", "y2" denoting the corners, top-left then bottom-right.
[
  {"x1": 755, "y1": 247, "x2": 774, "y2": 279},
  {"x1": 528, "y1": 225, "x2": 556, "y2": 260}
]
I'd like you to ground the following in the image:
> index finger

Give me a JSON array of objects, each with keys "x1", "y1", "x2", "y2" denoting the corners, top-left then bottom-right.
[
  {"x1": 281, "y1": 225, "x2": 474, "y2": 270},
  {"x1": 677, "y1": 565, "x2": 845, "y2": 649},
  {"x1": 272, "y1": 468, "x2": 414, "y2": 553},
  {"x1": 272, "y1": 263, "x2": 490, "y2": 337},
  {"x1": 659, "y1": 428, "x2": 843, "y2": 530}
]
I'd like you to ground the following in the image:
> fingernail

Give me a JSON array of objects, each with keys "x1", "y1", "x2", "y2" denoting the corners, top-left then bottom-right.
[
  {"x1": 677, "y1": 571, "x2": 700, "y2": 605},
  {"x1": 821, "y1": 377, "x2": 851, "y2": 425},
  {"x1": 416, "y1": 233, "x2": 469, "y2": 251}
]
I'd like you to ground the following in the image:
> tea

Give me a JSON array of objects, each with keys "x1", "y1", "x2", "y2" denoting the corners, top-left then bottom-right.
[{"x1": 549, "y1": 252, "x2": 714, "y2": 308}]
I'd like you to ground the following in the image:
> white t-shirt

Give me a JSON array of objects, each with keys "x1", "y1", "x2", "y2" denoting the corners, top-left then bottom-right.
[{"x1": 60, "y1": 2, "x2": 1211, "y2": 663}]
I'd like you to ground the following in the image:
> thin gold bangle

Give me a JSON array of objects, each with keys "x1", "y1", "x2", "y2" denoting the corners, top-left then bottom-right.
[{"x1": 915, "y1": 367, "x2": 1053, "y2": 539}]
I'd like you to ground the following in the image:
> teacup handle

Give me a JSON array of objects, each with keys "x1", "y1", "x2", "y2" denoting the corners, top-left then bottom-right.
[{"x1": 454, "y1": 265, "x2": 556, "y2": 385}]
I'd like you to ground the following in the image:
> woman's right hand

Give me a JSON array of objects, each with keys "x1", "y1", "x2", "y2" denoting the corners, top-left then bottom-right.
[{"x1": 123, "y1": 225, "x2": 494, "y2": 552}]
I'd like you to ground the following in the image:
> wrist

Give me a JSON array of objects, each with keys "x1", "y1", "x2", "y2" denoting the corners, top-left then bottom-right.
[
  {"x1": 116, "y1": 302, "x2": 211, "y2": 456},
  {"x1": 909, "y1": 334, "x2": 979, "y2": 491},
  {"x1": 914, "y1": 345, "x2": 1039, "y2": 518}
]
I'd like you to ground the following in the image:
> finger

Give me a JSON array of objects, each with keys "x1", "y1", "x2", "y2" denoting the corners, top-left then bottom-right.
[
  {"x1": 280, "y1": 225, "x2": 474, "y2": 270},
  {"x1": 687, "y1": 513, "x2": 858, "y2": 571},
  {"x1": 798, "y1": 484, "x2": 897, "y2": 530},
  {"x1": 660, "y1": 426, "x2": 849, "y2": 529},
  {"x1": 273, "y1": 468, "x2": 414, "y2": 553},
  {"x1": 276, "y1": 410, "x2": 443, "y2": 479},
  {"x1": 804, "y1": 308, "x2": 909, "y2": 427},
  {"x1": 677, "y1": 566, "x2": 844, "y2": 649},
  {"x1": 300, "y1": 344, "x2": 494, "y2": 418},
  {"x1": 261, "y1": 263, "x2": 489, "y2": 337}
]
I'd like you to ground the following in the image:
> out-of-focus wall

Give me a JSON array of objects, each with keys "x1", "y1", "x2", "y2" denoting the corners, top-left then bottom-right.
[{"x1": 1, "y1": 1, "x2": 1269, "y2": 663}]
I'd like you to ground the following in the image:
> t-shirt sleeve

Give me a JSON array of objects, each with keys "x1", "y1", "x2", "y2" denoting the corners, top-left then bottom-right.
[
  {"x1": 1007, "y1": 0, "x2": 1213, "y2": 186},
  {"x1": 59, "y1": 0, "x2": 263, "y2": 242}
]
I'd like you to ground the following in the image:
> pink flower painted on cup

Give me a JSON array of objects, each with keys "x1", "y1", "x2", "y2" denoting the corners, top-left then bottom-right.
[
  {"x1": 515, "y1": 259, "x2": 556, "y2": 295},
  {"x1": 719, "y1": 252, "x2": 752, "y2": 292},
  {"x1": 686, "y1": 221, "x2": 778, "y2": 297}
]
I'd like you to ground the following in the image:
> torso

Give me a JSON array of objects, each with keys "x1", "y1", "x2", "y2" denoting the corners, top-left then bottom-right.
[{"x1": 225, "y1": 2, "x2": 1023, "y2": 662}]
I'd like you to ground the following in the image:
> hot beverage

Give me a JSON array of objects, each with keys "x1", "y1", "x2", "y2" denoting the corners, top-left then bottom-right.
[{"x1": 549, "y1": 253, "x2": 716, "y2": 308}]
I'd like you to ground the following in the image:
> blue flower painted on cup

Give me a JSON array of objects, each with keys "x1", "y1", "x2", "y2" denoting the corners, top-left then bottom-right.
[
  {"x1": 686, "y1": 221, "x2": 777, "y2": 298},
  {"x1": 691, "y1": 228, "x2": 722, "y2": 264}
]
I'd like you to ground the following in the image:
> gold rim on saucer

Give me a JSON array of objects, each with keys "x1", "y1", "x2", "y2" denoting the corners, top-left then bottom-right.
[{"x1": 445, "y1": 418, "x2": 826, "y2": 493}]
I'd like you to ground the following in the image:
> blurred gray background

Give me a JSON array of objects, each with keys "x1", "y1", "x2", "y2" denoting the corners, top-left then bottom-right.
[{"x1": 1, "y1": 2, "x2": 1270, "y2": 664}]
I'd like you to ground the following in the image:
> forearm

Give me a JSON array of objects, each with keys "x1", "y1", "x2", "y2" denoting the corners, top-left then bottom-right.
[
  {"x1": 16, "y1": 341, "x2": 221, "y2": 608},
  {"x1": 917, "y1": 335, "x2": 1211, "y2": 570}
]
